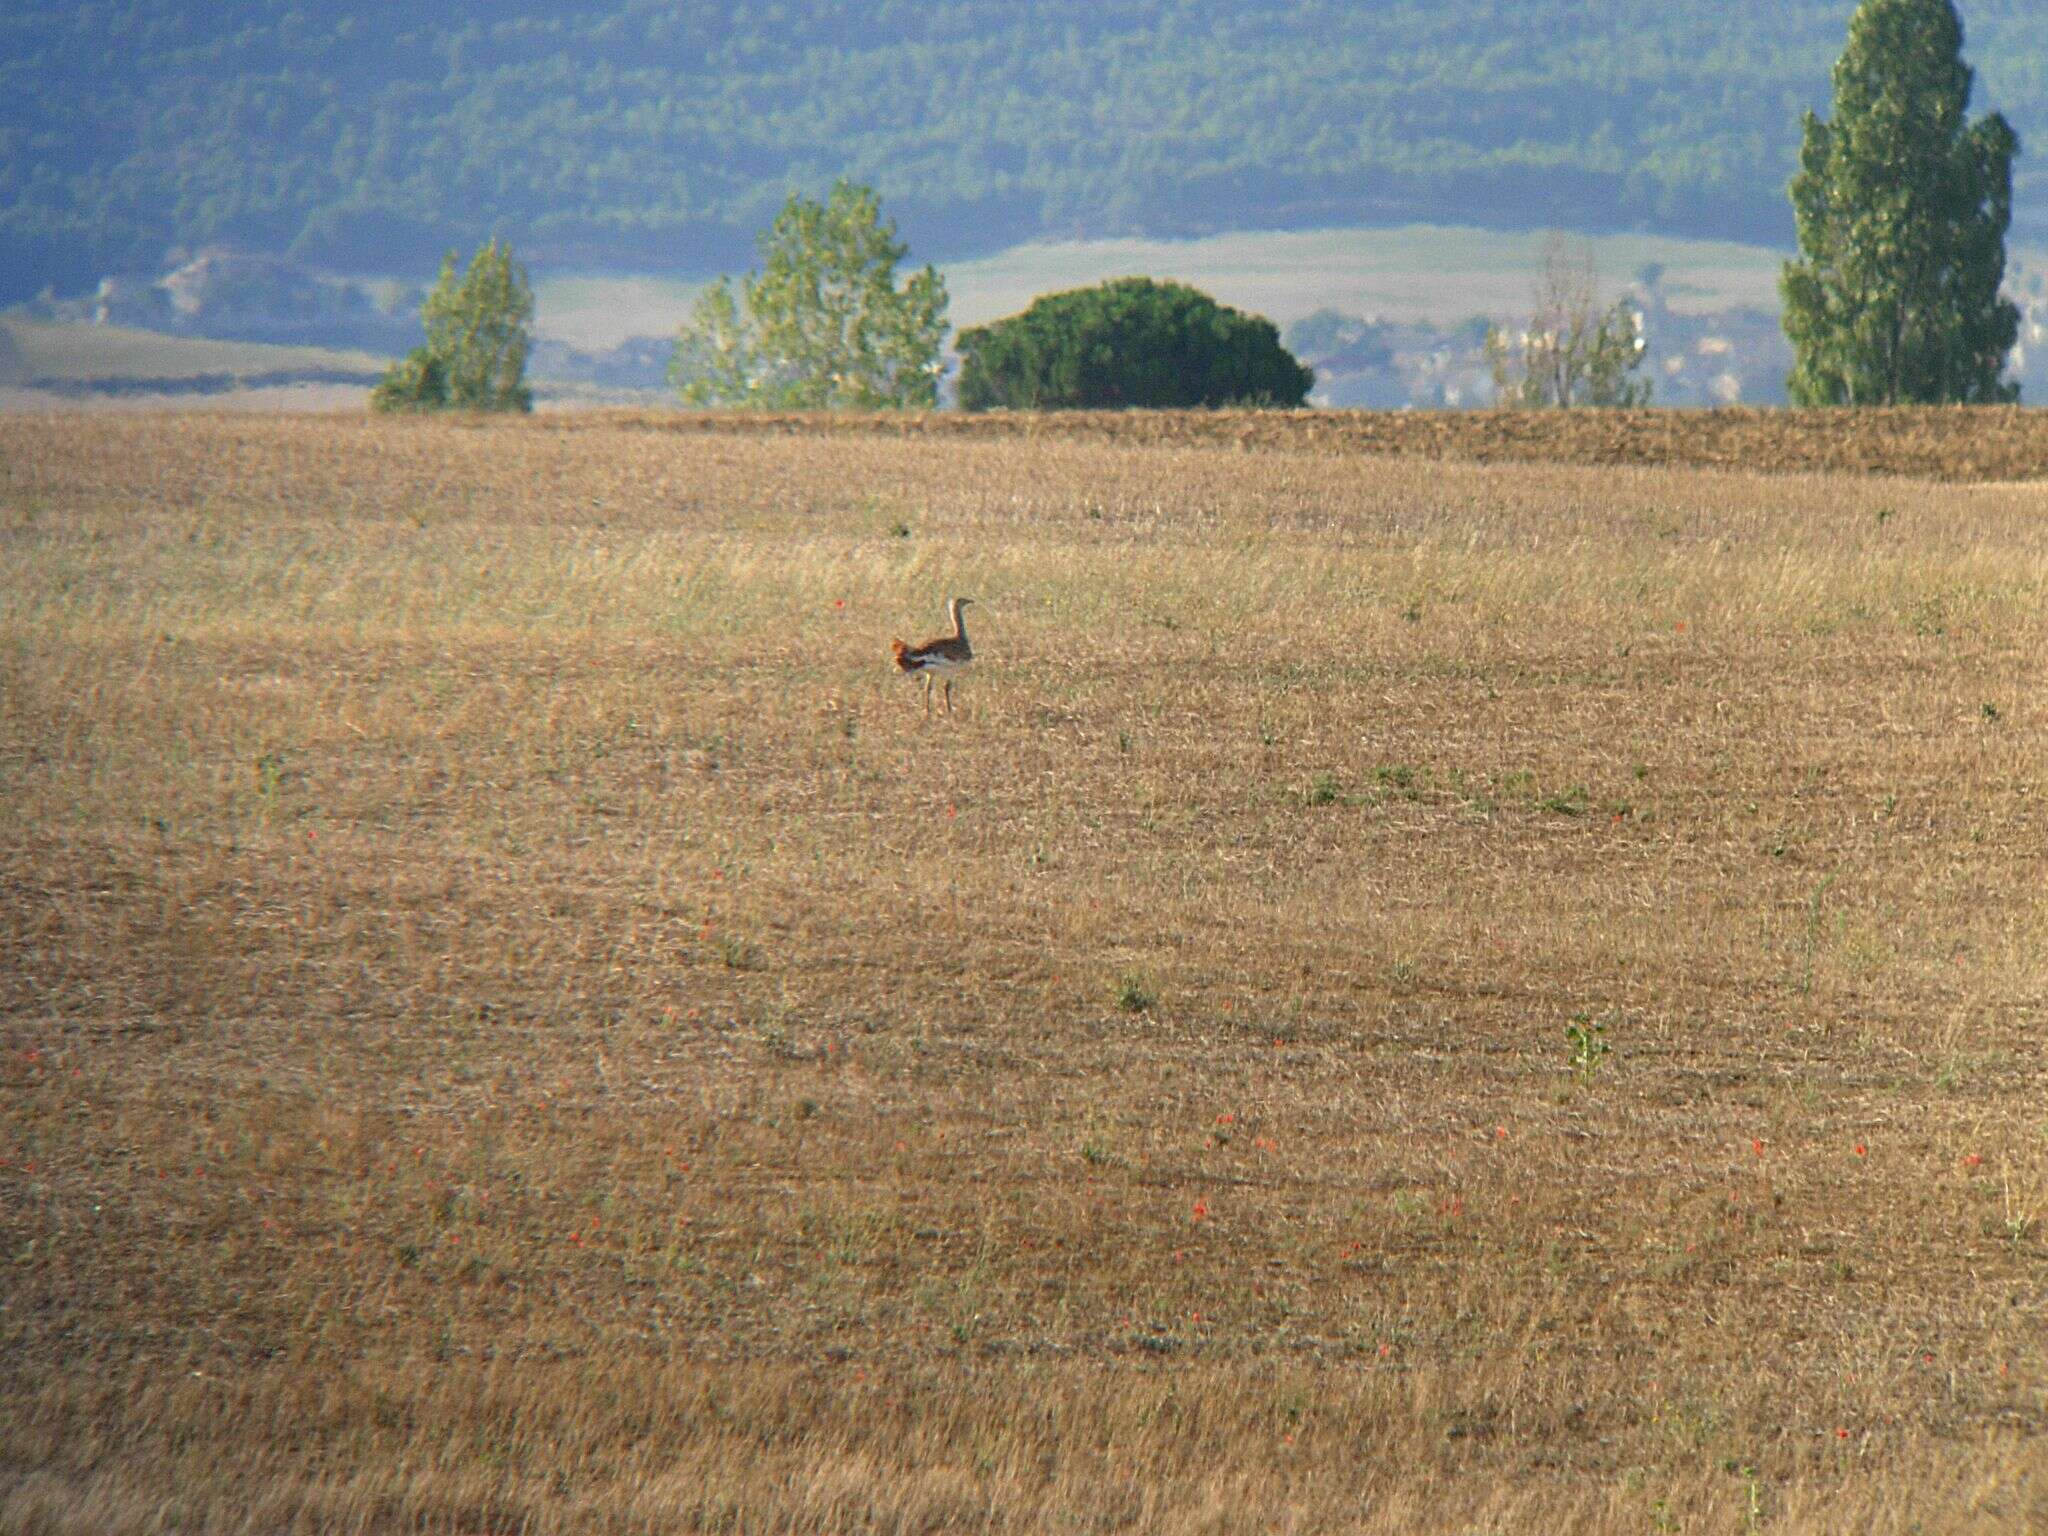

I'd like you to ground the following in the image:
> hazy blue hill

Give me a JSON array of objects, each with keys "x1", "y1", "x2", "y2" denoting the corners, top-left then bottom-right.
[{"x1": 4, "y1": 2, "x2": 2043, "y2": 299}]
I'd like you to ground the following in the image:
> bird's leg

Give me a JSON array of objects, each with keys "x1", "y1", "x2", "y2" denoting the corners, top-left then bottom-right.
[
  {"x1": 922, "y1": 674, "x2": 933, "y2": 715},
  {"x1": 943, "y1": 678, "x2": 954, "y2": 715}
]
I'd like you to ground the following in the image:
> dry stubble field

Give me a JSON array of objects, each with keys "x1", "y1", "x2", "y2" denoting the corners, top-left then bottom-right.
[{"x1": 2, "y1": 411, "x2": 2046, "y2": 1533}]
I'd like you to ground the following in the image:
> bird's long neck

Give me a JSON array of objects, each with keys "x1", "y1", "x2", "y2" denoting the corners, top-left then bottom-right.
[{"x1": 951, "y1": 602, "x2": 969, "y2": 643}]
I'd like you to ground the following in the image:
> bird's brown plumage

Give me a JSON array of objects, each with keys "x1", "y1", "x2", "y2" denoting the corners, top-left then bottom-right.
[
  {"x1": 890, "y1": 632, "x2": 970, "y2": 671},
  {"x1": 890, "y1": 597, "x2": 973, "y2": 672},
  {"x1": 891, "y1": 597, "x2": 974, "y2": 712}
]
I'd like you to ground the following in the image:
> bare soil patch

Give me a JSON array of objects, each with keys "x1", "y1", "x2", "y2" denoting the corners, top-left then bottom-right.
[{"x1": 605, "y1": 402, "x2": 2048, "y2": 482}]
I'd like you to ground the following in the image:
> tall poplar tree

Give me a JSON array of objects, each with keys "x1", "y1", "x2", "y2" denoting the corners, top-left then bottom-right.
[{"x1": 1781, "y1": 0, "x2": 2019, "y2": 405}]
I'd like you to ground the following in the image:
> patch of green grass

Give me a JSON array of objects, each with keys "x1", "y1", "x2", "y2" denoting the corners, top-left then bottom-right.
[
  {"x1": 1566, "y1": 1011, "x2": 1614, "y2": 1081},
  {"x1": 1374, "y1": 763, "x2": 1423, "y2": 800}
]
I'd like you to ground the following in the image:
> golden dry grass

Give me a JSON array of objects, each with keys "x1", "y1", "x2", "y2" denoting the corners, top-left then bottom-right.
[{"x1": 2, "y1": 410, "x2": 2046, "y2": 1533}]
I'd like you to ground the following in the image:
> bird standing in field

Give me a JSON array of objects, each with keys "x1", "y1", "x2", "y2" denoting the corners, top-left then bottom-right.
[{"x1": 891, "y1": 596, "x2": 974, "y2": 715}]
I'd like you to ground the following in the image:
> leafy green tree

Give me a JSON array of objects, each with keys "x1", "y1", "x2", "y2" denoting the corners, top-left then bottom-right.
[
  {"x1": 666, "y1": 279, "x2": 756, "y2": 408},
  {"x1": 669, "y1": 181, "x2": 948, "y2": 409},
  {"x1": 955, "y1": 278, "x2": 1312, "y2": 410},
  {"x1": 1485, "y1": 235, "x2": 1651, "y2": 408},
  {"x1": 372, "y1": 239, "x2": 533, "y2": 413},
  {"x1": 367, "y1": 349, "x2": 450, "y2": 413},
  {"x1": 1780, "y1": 0, "x2": 2019, "y2": 405}
]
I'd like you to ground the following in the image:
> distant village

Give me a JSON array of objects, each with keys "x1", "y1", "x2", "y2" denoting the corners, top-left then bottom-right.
[{"x1": 1295, "y1": 261, "x2": 2048, "y2": 410}]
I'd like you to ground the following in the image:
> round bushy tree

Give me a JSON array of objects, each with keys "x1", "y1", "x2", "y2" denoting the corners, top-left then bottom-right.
[{"x1": 956, "y1": 278, "x2": 1312, "y2": 410}]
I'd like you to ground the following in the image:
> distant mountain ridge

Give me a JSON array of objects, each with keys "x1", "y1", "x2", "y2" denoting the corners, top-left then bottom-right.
[{"x1": 4, "y1": 2, "x2": 2042, "y2": 300}]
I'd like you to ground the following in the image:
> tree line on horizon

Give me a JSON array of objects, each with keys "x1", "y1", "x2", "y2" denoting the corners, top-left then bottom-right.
[
  {"x1": 375, "y1": 0, "x2": 2021, "y2": 416},
  {"x1": 11, "y1": 0, "x2": 2048, "y2": 302}
]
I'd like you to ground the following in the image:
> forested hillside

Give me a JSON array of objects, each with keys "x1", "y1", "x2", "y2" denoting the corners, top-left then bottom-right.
[{"x1": 4, "y1": 2, "x2": 2044, "y2": 300}]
